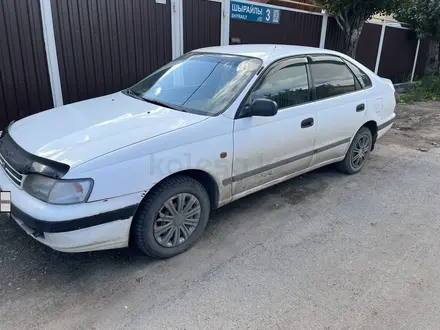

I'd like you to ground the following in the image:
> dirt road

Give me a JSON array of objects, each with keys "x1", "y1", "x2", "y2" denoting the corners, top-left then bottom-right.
[{"x1": 1, "y1": 102, "x2": 440, "y2": 329}]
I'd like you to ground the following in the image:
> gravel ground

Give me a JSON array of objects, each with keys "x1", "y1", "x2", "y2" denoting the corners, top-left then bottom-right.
[{"x1": 1, "y1": 102, "x2": 440, "y2": 329}]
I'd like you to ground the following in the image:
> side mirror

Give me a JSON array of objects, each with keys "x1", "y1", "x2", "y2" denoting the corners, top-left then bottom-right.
[{"x1": 248, "y1": 99, "x2": 278, "y2": 117}]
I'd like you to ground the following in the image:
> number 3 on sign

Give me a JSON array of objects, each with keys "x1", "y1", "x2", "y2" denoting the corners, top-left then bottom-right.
[{"x1": 266, "y1": 8, "x2": 271, "y2": 22}]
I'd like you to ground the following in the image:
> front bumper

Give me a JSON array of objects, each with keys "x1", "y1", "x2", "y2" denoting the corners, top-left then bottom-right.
[
  {"x1": 10, "y1": 203, "x2": 137, "y2": 253},
  {"x1": 8, "y1": 200, "x2": 139, "y2": 253},
  {"x1": 12, "y1": 213, "x2": 133, "y2": 252},
  {"x1": 11, "y1": 203, "x2": 137, "y2": 234},
  {"x1": 0, "y1": 165, "x2": 142, "y2": 252}
]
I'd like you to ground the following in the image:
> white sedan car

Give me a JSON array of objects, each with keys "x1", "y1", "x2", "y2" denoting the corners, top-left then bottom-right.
[{"x1": 1, "y1": 45, "x2": 396, "y2": 258}]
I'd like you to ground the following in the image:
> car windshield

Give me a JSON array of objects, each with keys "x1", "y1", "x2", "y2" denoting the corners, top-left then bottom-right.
[{"x1": 128, "y1": 53, "x2": 262, "y2": 116}]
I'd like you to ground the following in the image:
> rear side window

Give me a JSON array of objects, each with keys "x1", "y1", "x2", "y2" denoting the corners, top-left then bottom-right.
[
  {"x1": 344, "y1": 60, "x2": 372, "y2": 88},
  {"x1": 251, "y1": 62, "x2": 311, "y2": 109},
  {"x1": 310, "y1": 60, "x2": 357, "y2": 100}
]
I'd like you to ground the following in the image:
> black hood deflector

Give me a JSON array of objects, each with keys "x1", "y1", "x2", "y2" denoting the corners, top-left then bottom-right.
[{"x1": 0, "y1": 132, "x2": 70, "y2": 179}]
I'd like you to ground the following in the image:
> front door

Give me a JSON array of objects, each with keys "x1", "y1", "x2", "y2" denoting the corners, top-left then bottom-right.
[{"x1": 232, "y1": 57, "x2": 317, "y2": 197}]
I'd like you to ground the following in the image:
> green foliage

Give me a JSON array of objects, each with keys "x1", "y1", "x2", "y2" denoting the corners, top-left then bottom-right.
[
  {"x1": 316, "y1": 0, "x2": 400, "y2": 20},
  {"x1": 395, "y1": 0, "x2": 440, "y2": 40},
  {"x1": 398, "y1": 75, "x2": 440, "y2": 103}
]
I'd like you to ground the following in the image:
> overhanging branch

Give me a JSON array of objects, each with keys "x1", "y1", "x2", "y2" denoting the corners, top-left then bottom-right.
[{"x1": 335, "y1": 14, "x2": 345, "y2": 30}]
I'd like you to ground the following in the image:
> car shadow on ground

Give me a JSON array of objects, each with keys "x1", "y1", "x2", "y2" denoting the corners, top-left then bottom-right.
[
  {"x1": 209, "y1": 164, "x2": 340, "y2": 222},
  {"x1": 0, "y1": 164, "x2": 343, "y2": 294}
]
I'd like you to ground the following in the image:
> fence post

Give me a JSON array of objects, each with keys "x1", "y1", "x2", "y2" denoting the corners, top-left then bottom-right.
[
  {"x1": 411, "y1": 39, "x2": 421, "y2": 82},
  {"x1": 319, "y1": 12, "x2": 328, "y2": 49},
  {"x1": 221, "y1": 0, "x2": 231, "y2": 46},
  {"x1": 171, "y1": 0, "x2": 183, "y2": 58},
  {"x1": 375, "y1": 22, "x2": 386, "y2": 74},
  {"x1": 39, "y1": 0, "x2": 63, "y2": 107}
]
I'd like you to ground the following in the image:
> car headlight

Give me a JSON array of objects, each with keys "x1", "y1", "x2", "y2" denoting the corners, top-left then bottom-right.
[{"x1": 23, "y1": 174, "x2": 93, "y2": 205}]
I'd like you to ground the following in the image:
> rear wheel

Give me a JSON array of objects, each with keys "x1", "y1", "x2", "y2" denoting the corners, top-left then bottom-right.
[
  {"x1": 133, "y1": 175, "x2": 210, "y2": 259},
  {"x1": 336, "y1": 126, "x2": 373, "y2": 174}
]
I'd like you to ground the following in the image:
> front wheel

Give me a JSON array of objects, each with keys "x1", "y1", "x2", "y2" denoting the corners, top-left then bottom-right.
[
  {"x1": 336, "y1": 126, "x2": 373, "y2": 174},
  {"x1": 132, "y1": 175, "x2": 210, "y2": 259}
]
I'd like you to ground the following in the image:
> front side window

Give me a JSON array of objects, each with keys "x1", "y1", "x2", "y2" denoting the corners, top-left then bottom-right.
[
  {"x1": 344, "y1": 60, "x2": 372, "y2": 89},
  {"x1": 129, "y1": 53, "x2": 262, "y2": 116},
  {"x1": 310, "y1": 56, "x2": 356, "y2": 100},
  {"x1": 251, "y1": 61, "x2": 311, "y2": 109}
]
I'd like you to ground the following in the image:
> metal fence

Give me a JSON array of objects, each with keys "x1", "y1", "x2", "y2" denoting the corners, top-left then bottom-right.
[
  {"x1": 51, "y1": 0, "x2": 173, "y2": 105},
  {"x1": 0, "y1": 0, "x2": 427, "y2": 130},
  {"x1": 232, "y1": 0, "x2": 424, "y2": 85},
  {"x1": 0, "y1": 0, "x2": 53, "y2": 127},
  {"x1": 324, "y1": 19, "x2": 383, "y2": 72},
  {"x1": 230, "y1": 7, "x2": 322, "y2": 47}
]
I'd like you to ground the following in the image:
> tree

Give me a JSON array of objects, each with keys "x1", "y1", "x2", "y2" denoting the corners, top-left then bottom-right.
[
  {"x1": 316, "y1": 0, "x2": 400, "y2": 58},
  {"x1": 395, "y1": 0, "x2": 440, "y2": 75}
]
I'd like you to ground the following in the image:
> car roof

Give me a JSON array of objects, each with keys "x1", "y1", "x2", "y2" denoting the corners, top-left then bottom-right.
[{"x1": 194, "y1": 44, "x2": 341, "y2": 63}]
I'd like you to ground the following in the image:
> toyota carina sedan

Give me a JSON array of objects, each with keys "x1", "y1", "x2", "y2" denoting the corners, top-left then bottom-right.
[{"x1": 1, "y1": 45, "x2": 396, "y2": 258}]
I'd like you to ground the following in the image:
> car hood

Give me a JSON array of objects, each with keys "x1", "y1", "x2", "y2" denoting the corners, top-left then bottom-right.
[{"x1": 8, "y1": 92, "x2": 207, "y2": 168}]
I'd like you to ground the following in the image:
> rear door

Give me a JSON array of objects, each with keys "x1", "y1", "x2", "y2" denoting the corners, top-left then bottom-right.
[{"x1": 308, "y1": 55, "x2": 368, "y2": 166}]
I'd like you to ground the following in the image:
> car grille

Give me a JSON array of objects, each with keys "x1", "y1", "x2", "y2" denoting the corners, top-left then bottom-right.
[{"x1": 0, "y1": 151, "x2": 24, "y2": 187}]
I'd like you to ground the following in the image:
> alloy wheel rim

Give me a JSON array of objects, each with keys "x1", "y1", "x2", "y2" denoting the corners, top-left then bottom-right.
[
  {"x1": 351, "y1": 134, "x2": 371, "y2": 169},
  {"x1": 153, "y1": 193, "x2": 201, "y2": 248}
]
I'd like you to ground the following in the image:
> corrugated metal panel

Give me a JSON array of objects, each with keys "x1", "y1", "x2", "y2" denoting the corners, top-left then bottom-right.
[
  {"x1": 183, "y1": 0, "x2": 221, "y2": 53},
  {"x1": 325, "y1": 19, "x2": 381, "y2": 71},
  {"x1": 0, "y1": 0, "x2": 53, "y2": 128},
  {"x1": 253, "y1": 0, "x2": 321, "y2": 13},
  {"x1": 355, "y1": 23, "x2": 381, "y2": 71},
  {"x1": 324, "y1": 17, "x2": 344, "y2": 52},
  {"x1": 230, "y1": 9, "x2": 322, "y2": 47},
  {"x1": 379, "y1": 27, "x2": 418, "y2": 83},
  {"x1": 51, "y1": 0, "x2": 172, "y2": 105}
]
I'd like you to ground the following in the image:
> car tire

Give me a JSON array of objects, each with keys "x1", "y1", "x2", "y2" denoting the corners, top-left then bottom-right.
[
  {"x1": 336, "y1": 126, "x2": 373, "y2": 175},
  {"x1": 132, "y1": 175, "x2": 210, "y2": 259}
]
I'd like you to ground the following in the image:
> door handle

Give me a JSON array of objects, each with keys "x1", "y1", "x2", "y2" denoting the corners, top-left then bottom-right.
[
  {"x1": 301, "y1": 118, "x2": 314, "y2": 128},
  {"x1": 356, "y1": 103, "x2": 365, "y2": 112}
]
